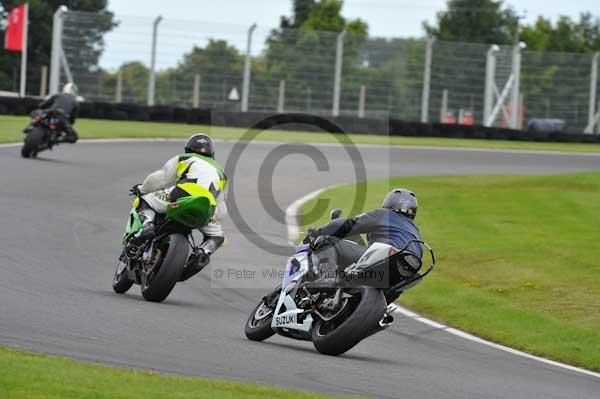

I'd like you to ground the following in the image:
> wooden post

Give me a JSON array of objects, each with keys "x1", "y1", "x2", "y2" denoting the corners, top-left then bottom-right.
[
  {"x1": 115, "y1": 70, "x2": 123, "y2": 103},
  {"x1": 193, "y1": 74, "x2": 201, "y2": 108},
  {"x1": 358, "y1": 85, "x2": 366, "y2": 118},
  {"x1": 440, "y1": 89, "x2": 448, "y2": 123},
  {"x1": 39, "y1": 65, "x2": 48, "y2": 97},
  {"x1": 277, "y1": 80, "x2": 285, "y2": 113}
]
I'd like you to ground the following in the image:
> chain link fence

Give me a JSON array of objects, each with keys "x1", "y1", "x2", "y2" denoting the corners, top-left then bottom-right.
[{"x1": 53, "y1": 11, "x2": 600, "y2": 133}]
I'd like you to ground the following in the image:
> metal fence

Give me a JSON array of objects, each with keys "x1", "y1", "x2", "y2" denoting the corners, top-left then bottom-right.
[{"x1": 47, "y1": 10, "x2": 600, "y2": 133}]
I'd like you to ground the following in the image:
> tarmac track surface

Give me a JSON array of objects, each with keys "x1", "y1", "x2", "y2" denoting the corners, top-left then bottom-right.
[{"x1": 1, "y1": 140, "x2": 600, "y2": 398}]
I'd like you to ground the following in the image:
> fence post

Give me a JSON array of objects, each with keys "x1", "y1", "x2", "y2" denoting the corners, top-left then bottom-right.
[
  {"x1": 277, "y1": 80, "x2": 285, "y2": 113},
  {"x1": 484, "y1": 45, "x2": 499, "y2": 126},
  {"x1": 440, "y1": 89, "x2": 448, "y2": 122},
  {"x1": 40, "y1": 65, "x2": 48, "y2": 97},
  {"x1": 115, "y1": 70, "x2": 123, "y2": 103},
  {"x1": 510, "y1": 42, "x2": 525, "y2": 129},
  {"x1": 421, "y1": 37, "x2": 435, "y2": 123},
  {"x1": 332, "y1": 30, "x2": 346, "y2": 117},
  {"x1": 49, "y1": 6, "x2": 67, "y2": 95},
  {"x1": 358, "y1": 85, "x2": 366, "y2": 118},
  {"x1": 192, "y1": 74, "x2": 201, "y2": 108},
  {"x1": 585, "y1": 52, "x2": 600, "y2": 133},
  {"x1": 147, "y1": 15, "x2": 162, "y2": 106},
  {"x1": 241, "y1": 23, "x2": 257, "y2": 112}
]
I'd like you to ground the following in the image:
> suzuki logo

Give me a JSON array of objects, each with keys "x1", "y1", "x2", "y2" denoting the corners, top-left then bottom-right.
[{"x1": 275, "y1": 314, "x2": 296, "y2": 326}]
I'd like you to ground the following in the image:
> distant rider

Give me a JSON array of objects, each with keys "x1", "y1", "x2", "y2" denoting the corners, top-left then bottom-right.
[
  {"x1": 306, "y1": 188, "x2": 422, "y2": 287},
  {"x1": 130, "y1": 134, "x2": 228, "y2": 274},
  {"x1": 26, "y1": 83, "x2": 80, "y2": 143}
]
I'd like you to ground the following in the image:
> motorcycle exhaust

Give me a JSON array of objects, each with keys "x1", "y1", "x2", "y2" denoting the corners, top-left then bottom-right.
[{"x1": 378, "y1": 313, "x2": 394, "y2": 329}]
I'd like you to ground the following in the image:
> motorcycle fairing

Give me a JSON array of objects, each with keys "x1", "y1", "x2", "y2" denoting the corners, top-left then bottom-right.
[{"x1": 272, "y1": 249, "x2": 314, "y2": 331}]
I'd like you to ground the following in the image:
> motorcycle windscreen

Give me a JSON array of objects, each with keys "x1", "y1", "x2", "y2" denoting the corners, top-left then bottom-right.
[
  {"x1": 123, "y1": 205, "x2": 143, "y2": 243},
  {"x1": 281, "y1": 250, "x2": 309, "y2": 289},
  {"x1": 165, "y1": 196, "x2": 213, "y2": 229}
]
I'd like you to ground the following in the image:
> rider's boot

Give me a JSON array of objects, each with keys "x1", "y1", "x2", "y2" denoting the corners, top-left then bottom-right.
[
  {"x1": 56, "y1": 128, "x2": 78, "y2": 144},
  {"x1": 179, "y1": 236, "x2": 224, "y2": 281}
]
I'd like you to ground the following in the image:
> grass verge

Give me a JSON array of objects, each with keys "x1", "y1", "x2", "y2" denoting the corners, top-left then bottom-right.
[
  {"x1": 2, "y1": 115, "x2": 600, "y2": 153},
  {"x1": 0, "y1": 347, "x2": 346, "y2": 399},
  {"x1": 300, "y1": 172, "x2": 600, "y2": 371}
]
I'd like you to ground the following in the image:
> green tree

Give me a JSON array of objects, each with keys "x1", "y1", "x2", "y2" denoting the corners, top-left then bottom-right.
[
  {"x1": 424, "y1": 0, "x2": 518, "y2": 45},
  {"x1": 258, "y1": 0, "x2": 368, "y2": 111},
  {"x1": 280, "y1": 0, "x2": 316, "y2": 29},
  {"x1": 119, "y1": 61, "x2": 149, "y2": 103},
  {"x1": 342, "y1": 37, "x2": 425, "y2": 120},
  {"x1": 162, "y1": 40, "x2": 244, "y2": 107},
  {"x1": 519, "y1": 14, "x2": 600, "y2": 129},
  {"x1": 0, "y1": 0, "x2": 115, "y2": 95},
  {"x1": 421, "y1": 0, "x2": 520, "y2": 123},
  {"x1": 521, "y1": 13, "x2": 600, "y2": 53}
]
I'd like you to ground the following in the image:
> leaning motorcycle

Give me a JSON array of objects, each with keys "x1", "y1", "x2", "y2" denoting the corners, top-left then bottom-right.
[
  {"x1": 245, "y1": 225, "x2": 435, "y2": 356},
  {"x1": 112, "y1": 192, "x2": 213, "y2": 302},
  {"x1": 21, "y1": 110, "x2": 66, "y2": 158}
]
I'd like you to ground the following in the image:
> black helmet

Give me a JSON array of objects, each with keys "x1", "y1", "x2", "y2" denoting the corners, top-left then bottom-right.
[
  {"x1": 185, "y1": 134, "x2": 215, "y2": 157},
  {"x1": 382, "y1": 188, "x2": 418, "y2": 220}
]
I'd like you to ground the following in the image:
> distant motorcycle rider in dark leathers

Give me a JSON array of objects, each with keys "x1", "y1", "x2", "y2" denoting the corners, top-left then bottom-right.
[{"x1": 26, "y1": 83, "x2": 80, "y2": 143}]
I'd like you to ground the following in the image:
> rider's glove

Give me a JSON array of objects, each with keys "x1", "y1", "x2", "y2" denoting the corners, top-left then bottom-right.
[
  {"x1": 129, "y1": 184, "x2": 142, "y2": 197},
  {"x1": 303, "y1": 227, "x2": 320, "y2": 246}
]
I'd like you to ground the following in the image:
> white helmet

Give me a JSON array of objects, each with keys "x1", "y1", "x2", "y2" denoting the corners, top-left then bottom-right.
[{"x1": 62, "y1": 82, "x2": 79, "y2": 96}]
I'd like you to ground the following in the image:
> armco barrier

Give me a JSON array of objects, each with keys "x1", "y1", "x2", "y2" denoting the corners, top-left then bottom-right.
[{"x1": 2, "y1": 97, "x2": 600, "y2": 144}]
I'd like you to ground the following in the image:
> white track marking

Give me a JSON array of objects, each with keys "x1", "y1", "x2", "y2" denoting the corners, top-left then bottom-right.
[
  {"x1": 285, "y1": 188, "x2": 327, "y2": 245},
  {"x1": 286, "y1": 186, "x2": 600, "y2": 380}
]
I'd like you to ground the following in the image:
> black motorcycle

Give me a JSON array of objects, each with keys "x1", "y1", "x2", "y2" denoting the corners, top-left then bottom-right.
[{"x1": 21, "y1": 110, "x2": 67, "y2": 158}]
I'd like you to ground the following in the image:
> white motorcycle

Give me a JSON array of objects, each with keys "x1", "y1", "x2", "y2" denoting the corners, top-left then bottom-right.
[{"x1": 245, "y1": 214, "x2": 435, "y2": 356}]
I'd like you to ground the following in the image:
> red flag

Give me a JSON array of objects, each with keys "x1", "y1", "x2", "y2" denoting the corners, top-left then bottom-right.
[{"x1": 4, "y1": 4, "x2": 27, "y2": 52}]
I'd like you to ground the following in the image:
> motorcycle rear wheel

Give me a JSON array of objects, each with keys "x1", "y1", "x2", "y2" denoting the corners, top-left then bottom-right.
[
  {"x1": 140, "y1": 234, "x2": 188, "y2": 302},
  {"x1": 21, "y1": 128, "x2": 45, "y2": 158},
  {"x1": 312, "y1": 286, "x2": 386, "y2": 356}
]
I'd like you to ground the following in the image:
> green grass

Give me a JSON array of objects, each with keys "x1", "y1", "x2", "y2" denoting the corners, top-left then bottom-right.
[
  {"x1": 0, "y1": 347, "x2": 347, "y2": 399},
  {"x1": 300, "y1": 172, "x2": 600, "y2": 371},
  {"x1": 2, "y1": 115, "x2": 600, "y2": 152}
]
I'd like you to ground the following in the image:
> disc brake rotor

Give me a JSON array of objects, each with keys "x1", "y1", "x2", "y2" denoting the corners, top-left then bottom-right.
[
  {"x1": 144, "y1": 248, "x2": 163, "y2": 275},
  {"x1": 254, "y1": 302, "x2": 273, "y2": 320}
]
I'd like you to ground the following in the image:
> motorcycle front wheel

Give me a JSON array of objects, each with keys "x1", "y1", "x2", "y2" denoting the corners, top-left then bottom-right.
[
  {"x1": 112, "y1": 253, "x2": 134, "y2": 294},
  {"x1": 245, "y1": 296, "x2": 277, "y2": 342}
]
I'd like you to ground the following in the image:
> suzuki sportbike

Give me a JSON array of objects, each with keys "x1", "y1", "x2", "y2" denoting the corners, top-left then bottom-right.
[
  {"x1": 112, "y1": 193, "x2": 214, "y2": 302},
  {"x1": 245, "y1": 219, "x2": 435, "y2": 356}
]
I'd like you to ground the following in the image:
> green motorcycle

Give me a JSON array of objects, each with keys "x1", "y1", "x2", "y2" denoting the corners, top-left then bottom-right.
[{"x1": 112, "y1": 193, "x2": 214, "y2": 302}]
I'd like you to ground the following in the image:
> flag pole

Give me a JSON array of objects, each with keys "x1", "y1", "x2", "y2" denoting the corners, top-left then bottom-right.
[{"x1": 19, "y1": 3, "x2": 29, "y2": 97}]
